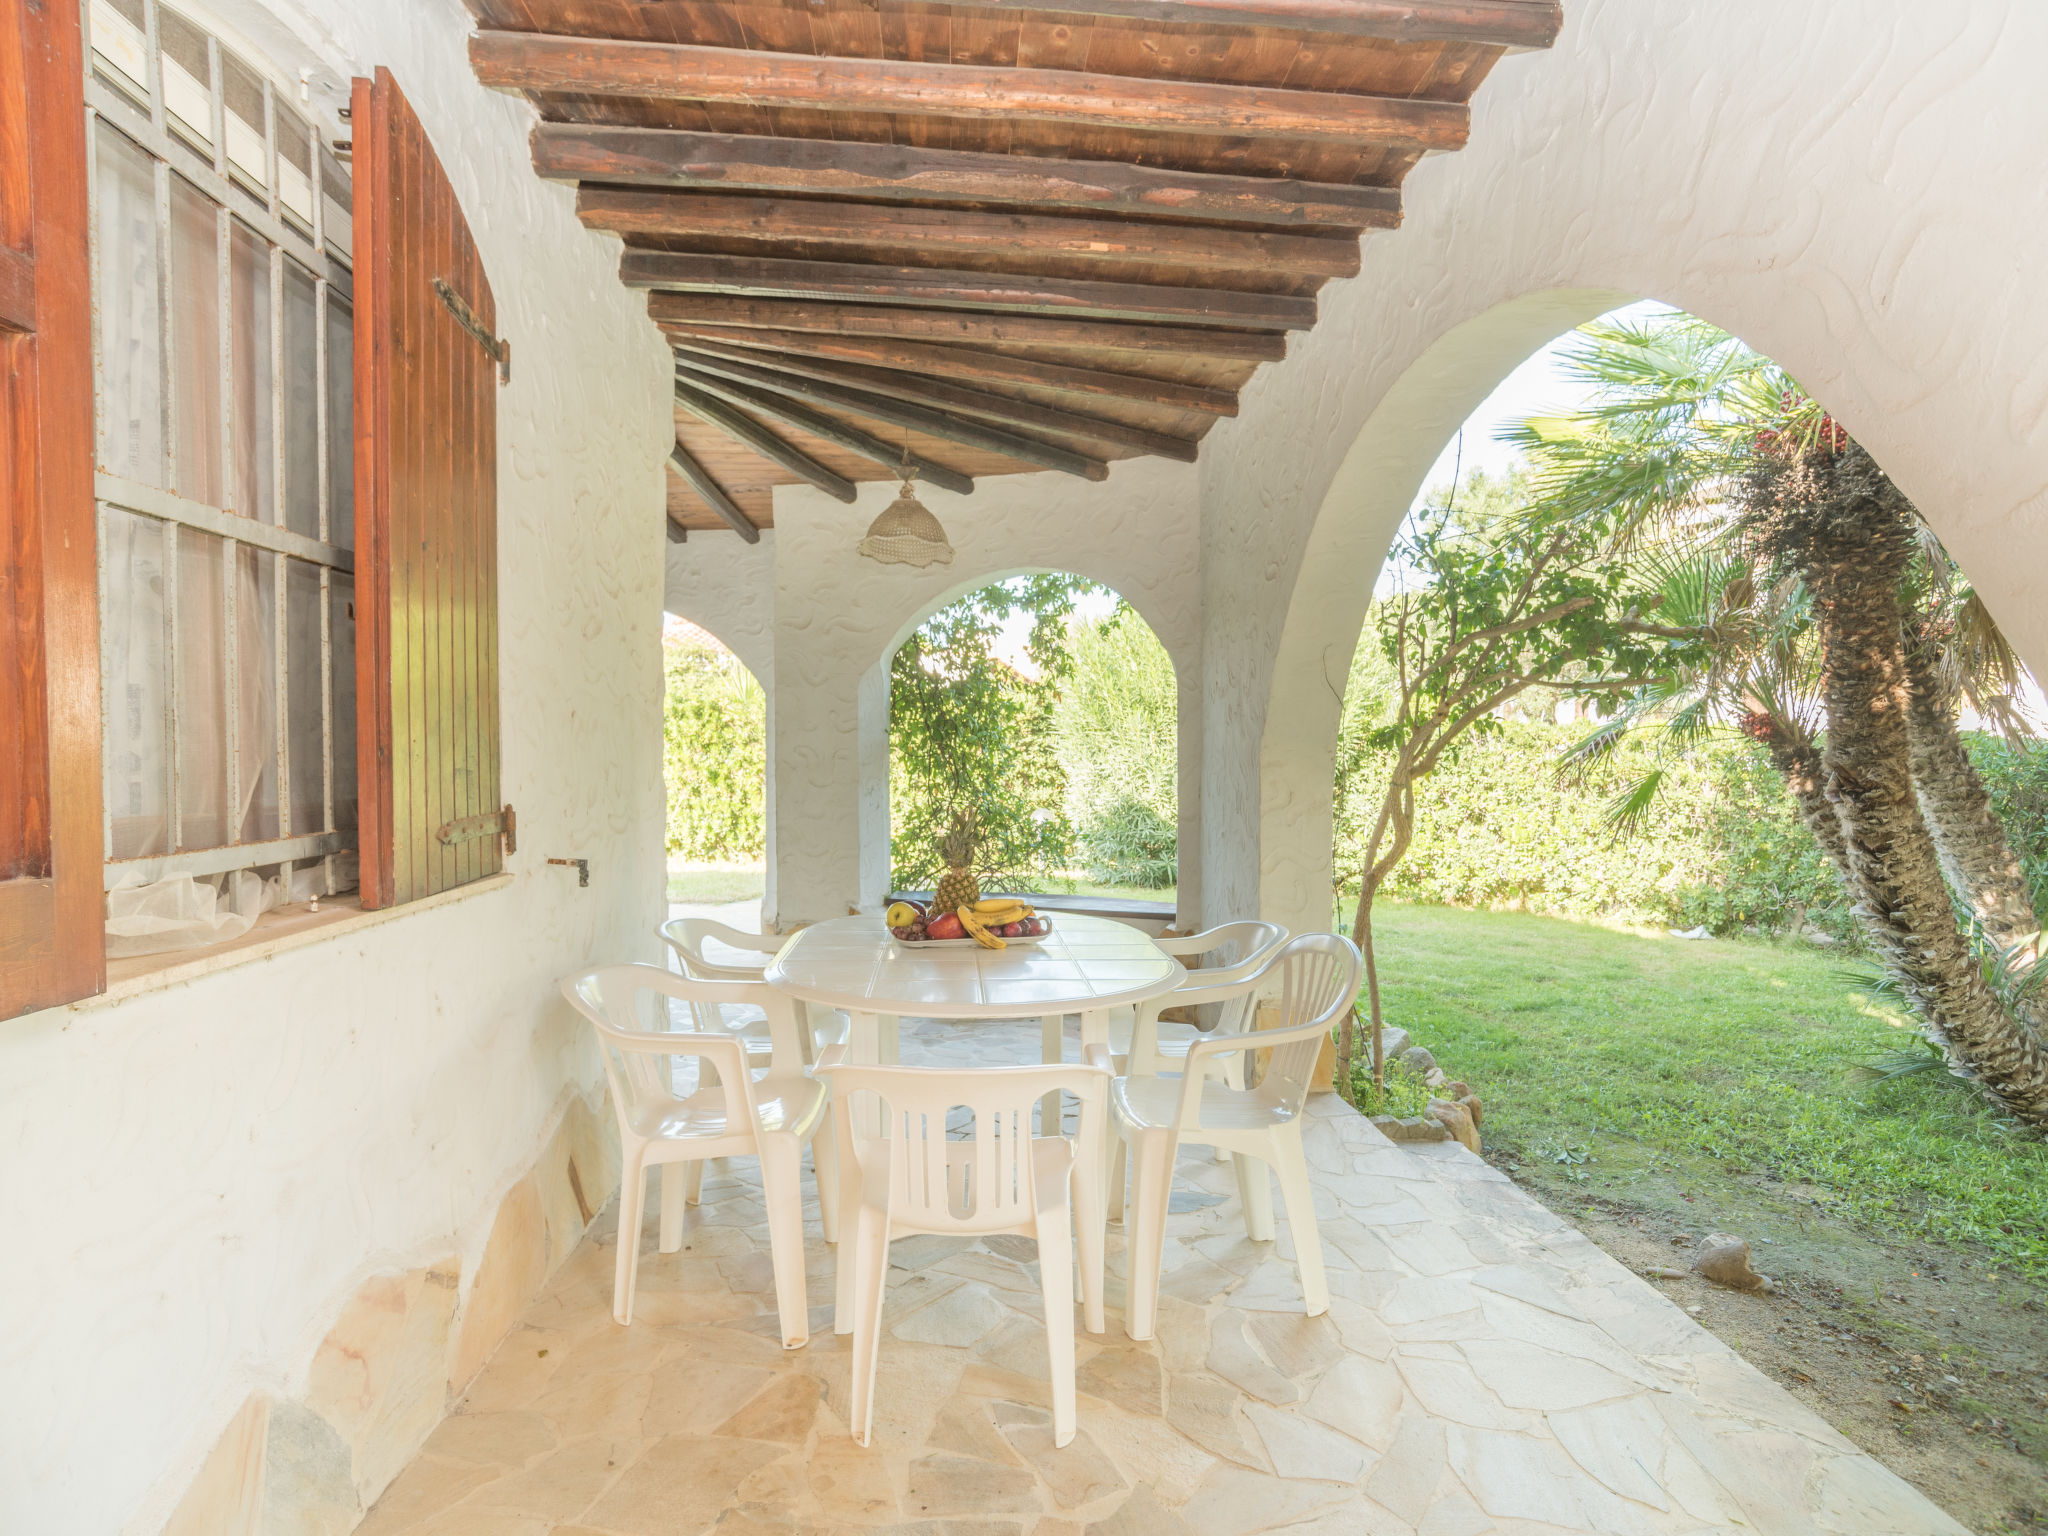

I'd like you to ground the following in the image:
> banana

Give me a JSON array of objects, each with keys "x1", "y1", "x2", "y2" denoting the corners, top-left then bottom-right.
[
  {"x1": 972, "y1": 898, "x2": 1028, "y2": 918},
  {"x1": 956, "y1": 906, "x2": 1006, "y2": 950}
]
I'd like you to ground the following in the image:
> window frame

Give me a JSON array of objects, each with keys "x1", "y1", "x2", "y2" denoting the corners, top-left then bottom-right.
[{"x1": 83, "y1": 0, "x2": 358, "y2": 898}]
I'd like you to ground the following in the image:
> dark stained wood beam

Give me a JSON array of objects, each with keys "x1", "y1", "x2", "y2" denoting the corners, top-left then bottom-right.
[
  {"x1": 533, "y1": 127, "x2": 1402, "y2": 230},
  {"x1": 662, "y1": 321, "x2": 1238, "y2": 415},
  {"x1": 929, "y1": 0, "x2": 1561, "y2": 45},
  {"x1": 665, "y1": 515, "x2": 688, "y2": 544},
  {"x1": 677, "y1": 371, "x2": 977, "y2": 495},
  {"x1": 578, "y1": 189, "x2": 1361, "y2": 279},
  {"x1": 672, "y1": 338, "x2": 1203, "y2": 462},
  {"x1": 667, "y1": 438, "x2": 760, "y2": 541},
  {"x1": 471, "y1": 34, "x2": 1470, "y2": 152},
  {"x1": 673, "y1": 357, "x2": 1111, "y2": 481},
  {"x1": 622, "y1": 252, "x2": 1316, "y2": 331},
  {"x1": 646, "y1": 293, "x2": 1288, "y2": 362},
  {"x1": 674, "y1": 382, "x2": 860, "y2": 503}
]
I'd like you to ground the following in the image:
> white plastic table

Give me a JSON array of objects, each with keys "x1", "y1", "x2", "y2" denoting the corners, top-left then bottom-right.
[{"x1": 765, "y1": 913, "x2": 1184, "y2": 1129}]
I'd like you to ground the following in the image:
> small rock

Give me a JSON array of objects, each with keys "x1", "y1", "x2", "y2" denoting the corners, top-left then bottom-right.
[
  {"x1": 1398, "y1": 1045, "x2": 1437, "y2": 1076},
  {"x1": 1686, "y1": 1304, "x2": 1704, "y2": 1316},
  {"x1": 1670, "y1": 925, "x2": 1712, "y2": 940},
  {"x1": 1645, "y1": 1266, "x2": 1687, "y2": 1280},
  {"x1": 1442, "y1": 1080, "x2": 1471, "y2": 1101},
  {"x1": 1693, "y1": 1233, "x2": 1771, "y2": 1292},
  {"x1": 1423, "y1": 1066, "x2": 1446, "y2": 1087},
  {"x1": 1425, "y1": 1097, "x2": 1480, "y2": 1154},
  {"x1": 1376, "y1": 1026, "x2": 1411, "y2": 1062},
  {"x1": 1372, "y1": 1114, "x2": 1450, "y2": 1145},
  {"x1": 1457, "y1": 1092, "x2": 1482, "y2": 1128}
]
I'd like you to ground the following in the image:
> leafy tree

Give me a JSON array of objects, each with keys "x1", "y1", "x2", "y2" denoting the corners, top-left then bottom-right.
[
  {"x1": 1056, "y1": 604, "x2": 1178, "y2": 887},
  {"x1": 1341, "y1": 489, "x2": 1681, "y2": 1098},
  {"x1": 663, "y1": 639, "x2": 766, "y2": 859},
  {"x1": 889, "y1": 575, "x2": 1099, "y2": 890}
]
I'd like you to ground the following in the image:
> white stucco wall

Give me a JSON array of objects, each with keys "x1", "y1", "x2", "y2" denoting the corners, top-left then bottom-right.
[
  {"x1": 0, "y1": 1, "x2": 673, "y2": 1531},
  {"x1": 663, "y1": 531, "x2": 777, "y2": 690},
  {"x1": 1195, "y1": 0, "x2": 2048, "y2": 937}
]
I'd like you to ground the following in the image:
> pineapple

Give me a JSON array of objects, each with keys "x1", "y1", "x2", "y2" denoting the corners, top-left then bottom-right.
[{"x1": 933, "y1": 809, "x2": 981, "y2": 913}]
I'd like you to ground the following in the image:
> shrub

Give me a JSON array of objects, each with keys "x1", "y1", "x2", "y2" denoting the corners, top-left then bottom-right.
[
  {"x1": 1057, "y1": 605, "x2": 1178, "y2": 885},
  {"x1": 663, "y1": 640, "x2": 765, "y2": 860}
]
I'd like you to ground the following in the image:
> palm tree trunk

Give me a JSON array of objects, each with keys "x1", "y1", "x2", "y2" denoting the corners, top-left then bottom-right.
[
  {"x1": 1762, "y1": 444, "x2": 2048, "y2": 1130},
  {"x1": 1750, "y1": 717, "x2": 1852, "y2": 888},
  {"x1": 1900, "y1": 619, "x2": 2041, "y2": 956}
]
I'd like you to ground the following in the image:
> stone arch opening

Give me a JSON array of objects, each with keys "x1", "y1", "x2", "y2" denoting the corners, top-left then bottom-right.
[
  {"x1": 870, "y1": 570, "x2": 1189, "y2": 918},
  {"x1": 1255, "y1": 286, "x2": 2032, "y2": 941}
]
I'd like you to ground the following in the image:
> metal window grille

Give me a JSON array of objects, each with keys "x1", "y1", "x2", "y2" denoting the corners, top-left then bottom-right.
[{"x1": 83, "y1": 0, "x2": 358, "y2": 899}]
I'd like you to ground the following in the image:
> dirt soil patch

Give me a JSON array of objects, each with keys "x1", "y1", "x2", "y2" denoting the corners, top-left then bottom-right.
[{"x1": 1496, "y1": 1157, "x2": 2048, "y2": 1534}]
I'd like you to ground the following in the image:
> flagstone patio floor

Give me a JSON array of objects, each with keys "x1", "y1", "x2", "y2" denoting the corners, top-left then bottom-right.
[{"x1": 356, "y1": 1015, "x2": 1967, "y2": 1536}]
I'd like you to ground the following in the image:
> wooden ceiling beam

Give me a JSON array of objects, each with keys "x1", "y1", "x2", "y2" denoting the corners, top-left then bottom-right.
[
  {"x1": 622, "y1": 251, "x2": 1316, "y2": 330},
  {"x1": 674, "y1": 381, "x2": 860, "y2": 503},
  {"x1": 533, "y1": 127, "x2": 1401, "y2": 230},
  {"x1": 673, "y1": 356, "x2": 1111, "y2": 480},
  {"x1": 579, "y1": 189, "x2": 1361, "y2": 279},
  {"x1": 927, "y1": 0, "x2": 1561, "y2": 46},
  {"x1": 661, "y1": 320, "x2": 1239, "y2": 415},
  {"x1": 645, "y1": 293, "x2": 1288, "y2": 362},
  {"x1": 471, "y1": 33, "x2": 1470, "y2": 152},
  {"x1": 667, "y1": 439, "x2": 761, "y2": 541},
  {"x1": 676, "y1": 370, "x2": 977, "y2": 495},
  {"x1": 673, "y1": 338, "x2": 1203, "y2": 462}
]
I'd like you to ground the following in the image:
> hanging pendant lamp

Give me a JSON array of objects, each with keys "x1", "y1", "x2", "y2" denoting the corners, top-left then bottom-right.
[{"x1": 857, "y1": 437, "x2": 954, "y2": 568}]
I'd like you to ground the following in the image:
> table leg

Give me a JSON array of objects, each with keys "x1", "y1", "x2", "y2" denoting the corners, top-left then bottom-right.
[
  {"x1": 1040, "y1": 1014, "x2": 1064, "y2": 1137},
  {"x1": 879, "y1": 1014, "x2": 900, "y2": 1066}
]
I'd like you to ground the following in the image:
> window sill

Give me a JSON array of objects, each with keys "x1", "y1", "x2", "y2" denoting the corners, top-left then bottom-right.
[{"x1": 76, "y1": 871, "x2": 516, "y2": 1012}]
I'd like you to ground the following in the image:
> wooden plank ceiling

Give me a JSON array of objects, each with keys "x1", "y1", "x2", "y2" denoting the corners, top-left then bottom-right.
[{"x1": 464, "y1": 0, "x2": 1563, "y2": 536}]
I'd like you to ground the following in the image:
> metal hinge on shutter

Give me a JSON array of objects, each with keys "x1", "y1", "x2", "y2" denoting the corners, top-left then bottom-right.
[
  {"x1": 436, "y1": 804, "x2": 516, "y2": 855},
  {"x1": 433, "y1": 277, "x2": 510, "y2": 383}
]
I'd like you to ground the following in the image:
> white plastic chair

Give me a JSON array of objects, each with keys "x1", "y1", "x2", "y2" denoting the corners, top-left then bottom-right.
[
  {"x1": 818, "y1": 1051, "x2": 1109, "y2": 1448},
  {"x1": 560, "y1": 963, "x2": 838, "y2": 1346},
  {"x1": 1093, "y1": 932, "x2": 1362, "y2": 1341},
  {"x1": 1112, "y1": 920, "x2": 1289, "y2": 1079},
  {"x1": 658, "y1": 915, "x2": 848, "y2": 1067}
]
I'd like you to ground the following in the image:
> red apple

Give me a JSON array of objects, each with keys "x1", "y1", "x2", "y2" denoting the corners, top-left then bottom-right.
[
  {"x1": 1000, "y1": 921, "x2": 1023, "y2": 937},
  {"x1": 926, "y1": 912, "x2": 965, "y2": 941}
]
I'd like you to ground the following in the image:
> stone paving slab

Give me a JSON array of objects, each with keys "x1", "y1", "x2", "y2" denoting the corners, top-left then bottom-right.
[{"x1": 356, "y1": 1017, "x2": 1969, "y2": 1536}]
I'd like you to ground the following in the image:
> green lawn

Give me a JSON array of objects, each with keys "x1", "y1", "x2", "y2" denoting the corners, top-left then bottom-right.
[
  {"x1": 666, "y1": 860, "x2": 765, "y2": 905},
  {"x1": 1366, "y1": 902, "x2": 2048, "y2": 1277}
]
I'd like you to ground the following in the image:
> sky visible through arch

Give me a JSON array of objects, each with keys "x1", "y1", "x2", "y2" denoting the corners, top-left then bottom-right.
[{"x1": 1376, "y1": 298, "x2": 1670, "y2": 599}]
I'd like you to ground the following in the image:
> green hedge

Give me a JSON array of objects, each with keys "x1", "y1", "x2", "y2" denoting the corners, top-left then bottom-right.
[
  {"x1": 1336, "y1": 711, "x2": 2046, "y2": 940},
  {"x1": 1055, "y1": 607, "x2": 1179, "y2": 887},
  {"x1": 663, "y1": 641, "x2": 766, "y2": 860},
  {"x1": 1337, "y1": 719, "x2": 1849, "y2": 935}
]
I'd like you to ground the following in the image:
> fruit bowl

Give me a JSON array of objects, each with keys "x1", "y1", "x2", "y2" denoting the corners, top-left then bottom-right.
[
  {"x1": 892, "y1": 927, "x2": 1051, "y2": 949},
  {"x1": 884, "y1": 899, "x2": 1052, "y2": 948}
]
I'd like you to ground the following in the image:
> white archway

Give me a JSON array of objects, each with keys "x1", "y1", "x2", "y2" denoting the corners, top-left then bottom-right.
[
  {"x1": 869, "y1": 568, "x2": 1187, "y2": 918},
  {"x1": 762, "y1": 459, "x2": 1202, "y2": 928},
  {"x1": 1186, "y1": 0, "x2": 2048, "y2": 934}
]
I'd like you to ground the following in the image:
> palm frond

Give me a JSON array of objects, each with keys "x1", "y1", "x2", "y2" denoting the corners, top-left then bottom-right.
[{"x1": 1604, "y1": 769, "x2": 1667, "y2": 841}]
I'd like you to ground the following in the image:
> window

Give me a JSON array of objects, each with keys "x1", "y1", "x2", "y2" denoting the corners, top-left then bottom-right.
[
  {"x1": 86, "y1": 0, "x2": 358, "y2": 903},
  {"x1": 1, "y1": 0, "x2": 504, "y2": 1021}
]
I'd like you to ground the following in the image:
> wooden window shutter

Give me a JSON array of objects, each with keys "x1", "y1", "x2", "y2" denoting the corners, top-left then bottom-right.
[
  {"x1": 0, "y1": 0, "x2": 102, "y2": 1019},
  {"x1": 352, "y1": 67, "x2": 505, "y2": 910}
]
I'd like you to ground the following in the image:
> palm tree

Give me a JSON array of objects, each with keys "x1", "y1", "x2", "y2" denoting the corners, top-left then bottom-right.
[
  {"x1": 1743, "y1": 437, "x2": 2048, "y2": 1126},
  {"x1": 1515, "y1": 311, "x2": 2048, "y2": 1128}
]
